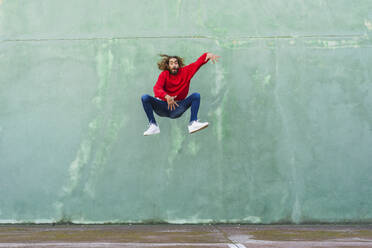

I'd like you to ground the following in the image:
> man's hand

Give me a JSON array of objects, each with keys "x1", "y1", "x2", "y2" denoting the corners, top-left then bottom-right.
[
  {"x1": 165, "y1": 95, "x2": 179, "y2": 111},
  {"x1": 205, "y1": 53, "x2": 220, "y2": 64}
]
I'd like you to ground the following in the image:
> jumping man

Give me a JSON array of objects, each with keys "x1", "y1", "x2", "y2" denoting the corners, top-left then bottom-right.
[{"x1": 141, "y1": 52, "x2": 220, "y2": 136}]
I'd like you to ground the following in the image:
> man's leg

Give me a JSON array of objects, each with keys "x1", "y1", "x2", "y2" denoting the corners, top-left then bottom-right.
[
  {"x1": 189, "y1": 92, "x2": 201, "y2": 123},
  {"x1": 141, "y1": 94, "x2": 169, "y2": 125},
  {"x1": 141, "y1": 94, "x2": 171, "y2": 136},
  {"x1": 171, "y1": 92, "x2": 200, "y2": 123},
  {"x1": 176, "y1": 92, "x2": 208, "y2": 134}
]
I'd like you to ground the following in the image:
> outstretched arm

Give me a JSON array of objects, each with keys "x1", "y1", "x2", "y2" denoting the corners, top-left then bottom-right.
[{"x1": 183, "y1": 52, "x2": 220, "y2": 77}]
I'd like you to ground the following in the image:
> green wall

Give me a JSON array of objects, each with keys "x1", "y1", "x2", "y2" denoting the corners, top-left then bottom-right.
[{"x1": 1, "y1": 0, "x2": 372, "y2": 224}]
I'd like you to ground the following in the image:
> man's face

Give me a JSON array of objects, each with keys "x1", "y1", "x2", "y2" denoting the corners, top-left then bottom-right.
[{"x1": 168, "y1": 58, "x2": 179, "y2": 75}]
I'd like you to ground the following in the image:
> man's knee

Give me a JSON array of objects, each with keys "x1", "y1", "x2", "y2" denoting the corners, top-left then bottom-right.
[
  {"x1": 141, "y1": 94, "x2": 151, "y2": 102},
  {"x1": 191, "y1": 92, "x2": 200, "y2": 100}
]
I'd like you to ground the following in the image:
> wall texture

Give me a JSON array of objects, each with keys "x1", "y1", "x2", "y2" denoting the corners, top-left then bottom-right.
[{"x1": 1, "y1": 0, "x2": 372, "y2": 224}]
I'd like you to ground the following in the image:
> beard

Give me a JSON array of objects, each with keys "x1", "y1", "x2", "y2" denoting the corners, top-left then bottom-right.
[{"x1": 169, "y1": 68, "x2": 179, "y2": 75}]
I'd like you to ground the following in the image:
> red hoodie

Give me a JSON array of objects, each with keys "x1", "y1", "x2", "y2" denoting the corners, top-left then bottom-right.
[{"x1": 153, "y1": 53, "x2": 209, "y2": 101}]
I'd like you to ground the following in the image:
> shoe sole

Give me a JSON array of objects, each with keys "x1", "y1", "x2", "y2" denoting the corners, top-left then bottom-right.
[
  {"x1": 189, "y1": 124, "x2": 209, "y2": 134},
  {"x1": 144, "y1": 131, "x2": 160, "y2": 136}
]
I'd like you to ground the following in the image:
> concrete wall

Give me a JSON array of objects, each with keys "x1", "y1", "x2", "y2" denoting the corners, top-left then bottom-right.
[{"x1": 1, "y1": 0, "x2": 372, "y2": 224}]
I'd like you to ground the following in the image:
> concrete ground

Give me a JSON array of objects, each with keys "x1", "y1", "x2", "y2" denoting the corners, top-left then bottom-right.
[{"x1": 0, "y1": 224, "x2": 372, "y2": 248}]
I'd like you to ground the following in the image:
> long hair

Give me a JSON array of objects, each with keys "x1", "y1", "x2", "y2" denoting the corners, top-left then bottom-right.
[{"x1": 157, "y1": 54, "x2": 185, "y2": 71}]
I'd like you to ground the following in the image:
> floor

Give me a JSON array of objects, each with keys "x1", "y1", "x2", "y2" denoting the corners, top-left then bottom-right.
[{"x1": 0, "y1": 224, "x2": 372, "y2": 247}]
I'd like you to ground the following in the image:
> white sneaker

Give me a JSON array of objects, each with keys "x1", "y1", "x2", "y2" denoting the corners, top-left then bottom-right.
[
  {"x1": 143, "y1": 123, "x2": 160, "y2": 136},
  {"x1": 188, "y1": 120, "x2": 209, "y2": 134}
]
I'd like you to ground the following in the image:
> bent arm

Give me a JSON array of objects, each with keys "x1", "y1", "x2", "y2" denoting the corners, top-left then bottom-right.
[{"x1": 153, "y1": 72, "x2": 168, "y2": 98}]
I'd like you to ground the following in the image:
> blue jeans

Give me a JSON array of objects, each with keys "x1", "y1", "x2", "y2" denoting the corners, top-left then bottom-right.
[{"x1": 141, "y1": 93, "x2": 201, "y2": 125}]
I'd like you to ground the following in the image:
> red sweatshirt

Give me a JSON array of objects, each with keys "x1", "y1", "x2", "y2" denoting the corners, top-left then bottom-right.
[{"x1": 153, "y1": 53, "x2": 210, "y2": 101}]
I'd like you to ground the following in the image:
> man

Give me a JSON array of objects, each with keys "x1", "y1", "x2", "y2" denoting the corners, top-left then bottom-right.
[{"x1": 141, "y1": 52, "x2": 220, "y2": 136}]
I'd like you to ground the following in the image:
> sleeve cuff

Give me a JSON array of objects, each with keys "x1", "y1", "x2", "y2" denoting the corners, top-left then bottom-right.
[{"x1": 199, "y1": 52, "x2": 209, "y2": 65}]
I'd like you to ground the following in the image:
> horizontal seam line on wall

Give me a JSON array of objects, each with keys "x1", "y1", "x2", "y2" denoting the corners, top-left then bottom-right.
[{"x1": 0, "y1": 34, "x2": 369, "y2": 42}]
